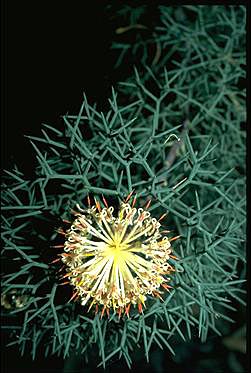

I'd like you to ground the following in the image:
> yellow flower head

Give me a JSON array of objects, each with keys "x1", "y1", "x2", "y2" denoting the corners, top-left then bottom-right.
[{"x1": 59, "y1": 194, "x2": 177, "y2": 317}]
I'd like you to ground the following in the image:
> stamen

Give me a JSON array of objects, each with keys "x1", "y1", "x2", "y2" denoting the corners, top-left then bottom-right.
[
  {"x1": 102, "y1": 194, "x2": 109, "y2": 208},
  {"x1": 94, "y1": 198, "x2": 101, "y2": 212},
  {"x1": 87, "y1": 195, "x2": 91, "y2": 208},
  {"x1": 145, "y1": 199, "x2": 151, "y2": 210},
  {"x1": 158, "y1": 213, "x2": 167, "y2": 222},
  {"x1": 169, "y1": 235, "x2": 180, "y2": 242},
  {"x1": 68, "y1": 291, "x2": 79, "y2": 303},
  {"x1": 132, "y1": 195, "x2": 137, "y2": 208},
  {"x1": 125, "y1": 190, "x2": 134, "y2": 203}
]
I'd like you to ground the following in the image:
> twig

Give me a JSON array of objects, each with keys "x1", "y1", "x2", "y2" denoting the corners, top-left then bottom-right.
[
  {"x1": 115, "y1": 24, "x2": 148, "y2": 34},
  {"x1": 165, "y1": 119, "x2": 190, "y2": 169},
  {"x1": 152, "y1": 33, "x2": 162, "y2": 66}
]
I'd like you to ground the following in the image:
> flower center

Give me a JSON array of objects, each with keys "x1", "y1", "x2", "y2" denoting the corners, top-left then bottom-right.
[{"x1": 105, "y1": 240, "x2": 127, "y2": 257}]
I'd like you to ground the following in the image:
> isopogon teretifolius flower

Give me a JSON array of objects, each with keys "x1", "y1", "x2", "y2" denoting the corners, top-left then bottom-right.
[{"x1": 55, "y1": 193, "x2": 179, "y2": 317}]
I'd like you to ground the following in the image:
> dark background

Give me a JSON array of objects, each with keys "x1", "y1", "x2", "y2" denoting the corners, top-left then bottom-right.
[{"x1": 1, "y1": 1, "x2": 115, "y2": 176}]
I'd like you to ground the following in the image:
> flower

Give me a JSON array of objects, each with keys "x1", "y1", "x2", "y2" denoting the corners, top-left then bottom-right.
[{"x1": 58, "y1": 194, "x2": 178, "y2": 317}]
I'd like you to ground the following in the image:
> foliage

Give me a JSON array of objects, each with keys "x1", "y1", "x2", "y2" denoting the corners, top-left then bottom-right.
[{"x1": 1, "y1": 4, "x2": 246, "y2": 369}]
